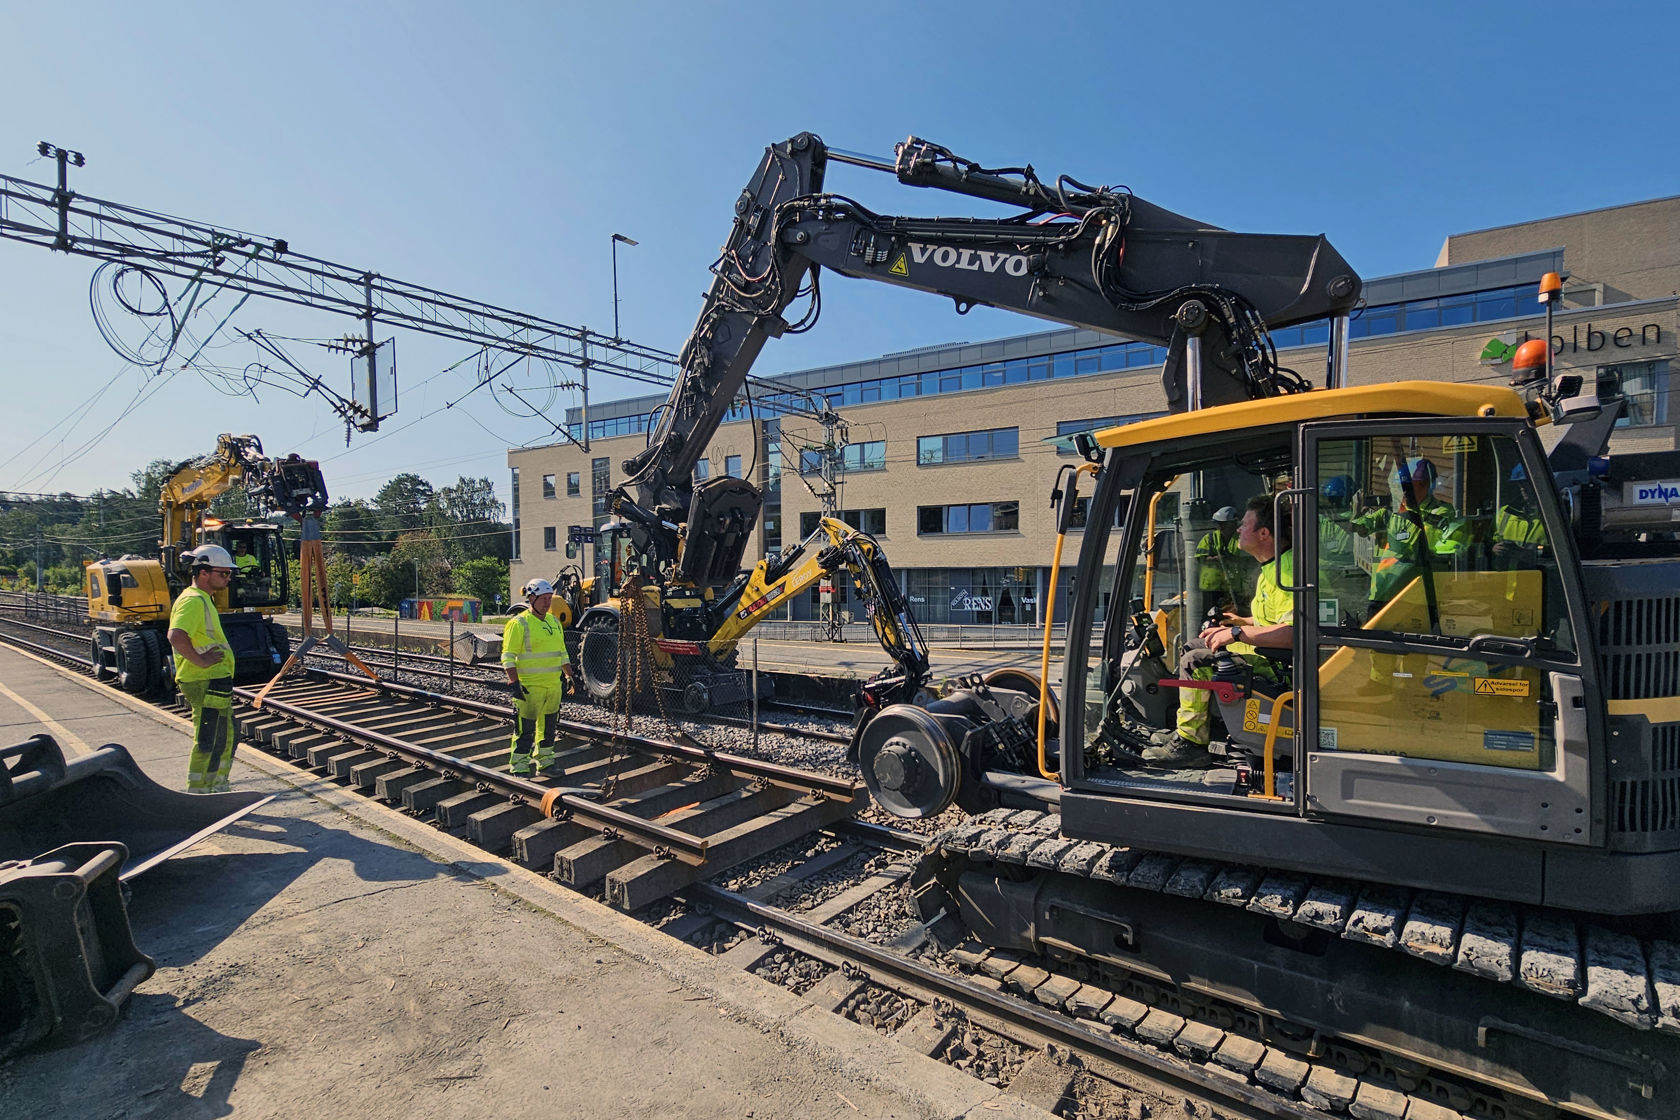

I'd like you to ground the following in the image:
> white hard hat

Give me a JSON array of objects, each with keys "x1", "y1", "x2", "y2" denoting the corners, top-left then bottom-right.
[
  {"x1": 522, "y1": 578, "x2": 555, "y2": 599},
  {"x1": 187, "y1": 544, "x2": 236, "y2": 571}
]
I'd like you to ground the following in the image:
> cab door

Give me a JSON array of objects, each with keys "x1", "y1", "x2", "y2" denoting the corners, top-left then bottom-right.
[{"x1": 1296, "y1": 418, "x2": 1599, "y2": 846}]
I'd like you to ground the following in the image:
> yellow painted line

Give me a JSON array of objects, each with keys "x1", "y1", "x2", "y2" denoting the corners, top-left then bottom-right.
[
  {"x1": 0, "y1": 676, "x2": 95, "y2": 755},
  {"x1": 1608, "y1": 697, "x2": 1680, "y2": 724}
]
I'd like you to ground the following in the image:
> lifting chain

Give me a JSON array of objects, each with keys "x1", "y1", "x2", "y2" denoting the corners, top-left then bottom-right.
[{"x1": 601, "y1": 576, "x2": 669, "y2": 799}]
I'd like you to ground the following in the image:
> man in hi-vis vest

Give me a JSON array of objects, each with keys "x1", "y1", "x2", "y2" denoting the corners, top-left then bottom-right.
[
  {"x1": 168, "y1": 545, "x2": 238, "y2": 792},
  {"x1": 501, "y1": 578, "x2": 575, "y2": 776}
]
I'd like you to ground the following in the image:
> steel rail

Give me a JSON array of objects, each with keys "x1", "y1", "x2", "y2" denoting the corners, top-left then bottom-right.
[
  {"x1": 295, "y1": 648, "x2": 857, "y2": 744},
  {"x1": 235, "y1": 684, "x2": 718, "y2": 861},
  {"x1": 686, "y1": 880, "x2": 1317, "y2": 1120},
  {"x1": 300, "y1": 667, "x2": 860, "y2": 797}
]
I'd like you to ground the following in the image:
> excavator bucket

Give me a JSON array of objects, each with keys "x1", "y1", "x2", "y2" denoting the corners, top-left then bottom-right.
[
  {"x1": 0, "y1": 842, "x2": 154, "y2": 1058},
  {"x1": 0, "y1": 735, "x2": 272, "y2": 880}
]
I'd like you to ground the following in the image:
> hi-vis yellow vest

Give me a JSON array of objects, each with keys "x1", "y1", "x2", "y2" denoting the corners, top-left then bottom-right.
[{"x1": 501, "y1": 611, "x2": 569, "y2": 685}]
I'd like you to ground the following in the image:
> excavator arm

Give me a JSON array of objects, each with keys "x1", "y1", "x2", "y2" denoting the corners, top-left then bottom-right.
[
  {"x1": 711, "y1": 517, "x2": 931, "y2": 706},
  {"x1": 155, "y1": 434, "x2": 330, "y2": 585},
  {"x1": 615, "y1": 133, "x2": 1361, "y2": 583}
]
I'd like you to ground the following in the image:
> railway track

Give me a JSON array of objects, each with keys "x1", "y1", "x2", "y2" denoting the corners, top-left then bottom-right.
[{"x1": 0, "y1": 608, "x2": 1627, "y2": 1118}]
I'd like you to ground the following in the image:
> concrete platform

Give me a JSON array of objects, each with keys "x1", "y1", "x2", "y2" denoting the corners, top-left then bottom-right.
[{"x1": 0, "y1": 645, "x2": 1054, "y2": 1119}]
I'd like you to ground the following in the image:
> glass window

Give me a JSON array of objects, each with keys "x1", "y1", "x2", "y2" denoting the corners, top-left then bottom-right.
[
  {"x1": 800, "y1": 512, "x2": 820, "y2": 538},
  {"x1": 962, "y1": 367, "x2": 983, "y2": 390},
  {"x1": 1004, "y1": 358, "x2": 1029, "y2": 384},
  {"x1": 1028, "y1": 358, "x2": 1051, "y2": 381},
  {"x1": 993, "y1": 428, "x2": 1018, "y2": 458},
  {"x1": 694, "y1": 458, "x2": 710, "y2": 480},
  {"x1": 543, "y1": 526, "x2": 557, "y2": 551},
  {"x1": 1270, "y1": 326, "x2": 1303, "y2": 349},
  {"x1": 899, "y1": 375, "x2": 921, "y2": 398},
  {"x1": 1402, "y1": 299, "x2": 1439, "y2": 330},
  {"x1": 1053, "y1": 353, "x2": 1076, "y2": 378},
  {"x1": 917, "y1": 436, "x2": 943, "y2": 465},
  {"x1": 1364, "y1": 307, "x2": 1400, "y2": 336},
  {"x1": 1440, "y1": 295, "x2": 1475, "y2": 326},
  {"x1": 993, "y1": 501, "x2": 1019, "y2": 531},
  {"x1": 918, "y1": 506, "x2": 944, "y2": 534},
  {"x1": 1602, "y1": 360, "x2": 1670, "y2": 428},
  {"x1": 566, "y1": 471, "x2": 580, "y2": 497},
  {"x1": 861, "y1": 381, "x2": 881, "y2": 403},
  {"x1": 725, "y1": 454, "x2": 742, "y2": 478},
  {"x1": 844, "y1": 440, "x2": 886, "y2": 471},
  {"x1": 940, "y1": 371, "x2": 962, "y2": 393},
  {"x1": 1300, "y1": 320, "x2": 1330, "y2": 346},
  {"x1": 1318, "y1": 431, "x2": 1570, "y2": 649},
  {"x1": 1076, "y1": 353, "x2": 1100, "y2": 375},
  {"x1": 590, "y1": 457, "x2": 610, "y2": 519},
  {"x1": 861, "y1": 508, "x2": 886, "y2": 535},
  {"x1": 1477, "y1": 291, "x2": 1518, "y2": 321},
  {"x1": 1313, "y1": 429, "x2": 1571, "y2": 768},
  {"x1": 799, "y1": 449, "x2": 822, "y2": 474},
  {"x1": 542, "y1": 474, "x2": 556, "y2": 499},
  {"x1": 949, "y1": 505, "x2": 970, "y2": 533},
  {"x1": 511, "y1": 467, "x2": 521, "y2": 559}
]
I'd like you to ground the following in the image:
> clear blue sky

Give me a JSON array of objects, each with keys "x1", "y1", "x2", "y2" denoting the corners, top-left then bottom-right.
[{"x1": 3, "y1": 1, "x2": 1675, "y2": 503}]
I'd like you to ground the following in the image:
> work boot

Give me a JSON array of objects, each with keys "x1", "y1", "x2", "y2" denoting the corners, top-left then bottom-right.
[{"x1": 1141, "y1": 736, "x2": 1213, "y2": 770}]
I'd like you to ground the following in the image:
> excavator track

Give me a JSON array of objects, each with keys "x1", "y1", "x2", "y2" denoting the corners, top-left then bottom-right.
[{"x1": 920, "y1": 807, "x2": 1680, "y2": 1120}]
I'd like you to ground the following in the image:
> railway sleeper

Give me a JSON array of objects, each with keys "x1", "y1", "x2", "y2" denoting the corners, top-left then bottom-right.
[{"x1": 923, "y1": 808, "x2": 1680, "y2": 1120}]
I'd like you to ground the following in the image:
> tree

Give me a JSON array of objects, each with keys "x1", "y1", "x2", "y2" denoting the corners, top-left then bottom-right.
[
  {"x1": 354, "y1": 555, "x2": 408, "y2": 609},
  {"x1": 374, "y1": 473, "x2": 435, "y2": 534},
  {"x1": 323, "y1": 498, "x2": 385, "y2": 558},
  {"x1": 389, "y1": 531, "x2": 448, "y2": 599},
  {"x1": 451, "y1": 556, "x2": 508, "y2": 608},
  {"x1": 427, "y1": 475, "x2": 510, "y2": 563}
]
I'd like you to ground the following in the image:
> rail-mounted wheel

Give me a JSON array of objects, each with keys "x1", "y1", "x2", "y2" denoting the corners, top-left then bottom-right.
[{"x1": 856, "y1": 704, "x2": 963, "y2": 819}]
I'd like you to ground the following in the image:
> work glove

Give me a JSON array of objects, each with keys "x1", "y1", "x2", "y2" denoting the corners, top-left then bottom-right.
[{"x1": 510, "y1": 680, "x2": 527, "y2": 701}]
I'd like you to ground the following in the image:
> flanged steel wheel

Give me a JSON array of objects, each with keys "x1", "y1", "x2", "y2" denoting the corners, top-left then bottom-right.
[{"x1": 857, "y1": 704, "x2": 962, "y2": 819}]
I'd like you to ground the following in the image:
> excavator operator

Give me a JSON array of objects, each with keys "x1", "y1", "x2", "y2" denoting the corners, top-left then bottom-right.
[
  {"x1": 1148, "y1": 494, "x2": 1295, "y2": 770},
  {"x1": 501, "y1": 578, "x2": 576, "y2": 777}
]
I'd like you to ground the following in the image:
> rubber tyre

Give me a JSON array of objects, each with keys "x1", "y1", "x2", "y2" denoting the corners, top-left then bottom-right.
[
  {"x1": 138, "y1": 629, "x2": 167, "y2": 692},
  {"x1": 577, "y1": 619, "x2": 620, "y2": 702},
  {"x1": 90, "y1": 634, "x2": 113, "y2": 682},
  {"x1": 116, "y1": 629, "x2": 152, "y2": 695}
]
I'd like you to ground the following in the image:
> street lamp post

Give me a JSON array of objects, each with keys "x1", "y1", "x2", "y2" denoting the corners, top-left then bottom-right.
[{"x1": 611, "y1": 233, "x2": 638, "y2": 341}]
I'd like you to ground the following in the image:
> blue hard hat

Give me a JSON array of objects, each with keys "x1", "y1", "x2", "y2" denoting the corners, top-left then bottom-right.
[
  {"x1": 1510, "y1": 463, "x2": 1527, "y2": 482},
  {"x1": 1320, "y1": 474, "x2": 1354, "y2": 502}
]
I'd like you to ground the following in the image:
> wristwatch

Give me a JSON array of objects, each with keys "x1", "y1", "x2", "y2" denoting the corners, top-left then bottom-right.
[{"x1": 1229, "y1": 625, "x2": 1245, "y2": 643}]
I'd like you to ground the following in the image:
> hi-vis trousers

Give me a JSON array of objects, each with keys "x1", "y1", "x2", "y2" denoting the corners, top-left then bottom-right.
[{"x1": 181, "y1": 675, "x2": 235, "y2": 793}]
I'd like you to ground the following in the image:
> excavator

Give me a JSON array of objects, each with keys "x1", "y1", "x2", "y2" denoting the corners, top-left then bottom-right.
[
  {"x1": 575, "y1": 509, "x2": 929, "y2": 715},
  {"x1": 627, "y1": 133, "x2": 1680, "y2": 1118},
  {"x1": 85, "y1": 433, "x2": 328, "y2": 692}
]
